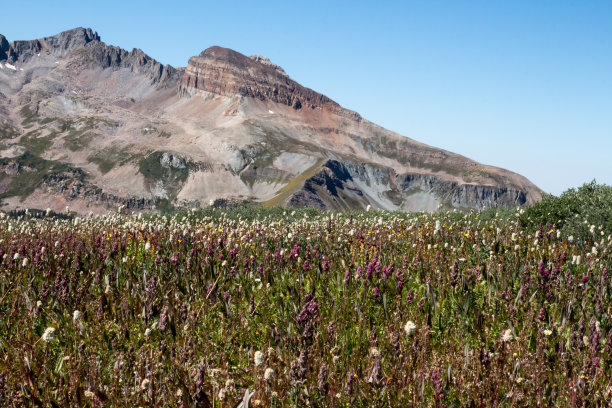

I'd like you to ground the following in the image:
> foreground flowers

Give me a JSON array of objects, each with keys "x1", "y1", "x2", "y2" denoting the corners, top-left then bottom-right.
[
  {"x1": 0, "y1": 205, "x2": 610, "y2": 406},
  {"x1": 404, "y1": 320, "x2": 417, "y2": 336},
  {"x1": 264, "y1": 368, "x2": 274, "y2": 381},
  {"x1": 254, "y1": 351, "x2": 265, "y2": 367},
  {"x1": 41, "y1": 327, "x2": 55, "y2": 343}
]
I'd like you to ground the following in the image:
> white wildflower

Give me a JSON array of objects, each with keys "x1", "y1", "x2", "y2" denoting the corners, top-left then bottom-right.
[
  {"x1": 254, "y1": 350, "x2": 265, "y2": 367},
  {"x1": 144, "y1": 328, "x2": 151, "y2": 337},
  {"x1": 263, "y1": 367, "x2": 274, "y2": 381},
  {"x1": 144, "y1": 242, "x2": 151, "y2": 251},
  {"x1": 42, "y1": 327, "x2": 56, "y2": 342},
  {"x1": 84, "y1": 390, "x2": 95, "y2": 399},
  {"x1": 404, "y1": 321, "x2": 417, "y2": 337},
  {"x1": 73, "y1": 310, "x2": 85, "y2": 332},
  {"x1": 502, "y1": 329, "x2": 513, "y2": 342},
  {"x1": 22, "y1": 258, "x2": 29, "y2": 267},
  {"x1": 369, "y1": 347, "x2": 380, "y2": 358},
  {"x1": 544, "y1": 329, "x2": 552, "y2": 336}
]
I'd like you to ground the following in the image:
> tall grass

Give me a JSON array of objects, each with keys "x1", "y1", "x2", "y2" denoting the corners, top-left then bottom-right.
[{"x1": 1, "y1": 188, "x2": 611, "y2": 406}]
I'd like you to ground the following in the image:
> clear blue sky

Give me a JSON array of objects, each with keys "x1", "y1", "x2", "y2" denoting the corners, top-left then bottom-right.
[{"x1": 3, "y1": 1, "x2": 611, "y2": 195}]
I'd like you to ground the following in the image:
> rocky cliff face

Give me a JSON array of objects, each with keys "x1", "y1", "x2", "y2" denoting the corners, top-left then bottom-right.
[
  {"x1": 0, "y1": 28, "x2": 542, "y2": 214},
  {"x1": 287, "y1": 160, "x2": 530, "y2": 211},
  {"x1": 0, "y1": 35, "x2": 9, "y2": 61}
]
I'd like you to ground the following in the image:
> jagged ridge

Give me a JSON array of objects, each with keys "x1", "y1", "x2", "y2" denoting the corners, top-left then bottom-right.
[{"x1": 0, "y1": 27, "x2": 179, "y2": 86}]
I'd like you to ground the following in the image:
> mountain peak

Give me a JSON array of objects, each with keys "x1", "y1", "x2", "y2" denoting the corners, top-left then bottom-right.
[
  {"x1": 44, "y1": 27, "x2": 100, "y2": 49},
  {"x1": 180, "y1": 45, "x2": 339, "y2": 111},
  {"x1": 195, "y1": 46, "x2": 283, "y2": 76},
  {"x1": 196, "y1": 47, "x2": 287, "y2": 76}
]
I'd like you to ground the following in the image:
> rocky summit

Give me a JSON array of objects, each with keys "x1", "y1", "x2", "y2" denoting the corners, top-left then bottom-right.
[{"x1": 0, "y1": 27, "x2": 542, "y2": 214}]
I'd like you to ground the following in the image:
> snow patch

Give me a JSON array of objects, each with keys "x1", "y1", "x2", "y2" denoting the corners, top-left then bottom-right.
[
  {"x1": 268, "y1": 110, "x2": 274, "y2": 114},
  {"x1": 5, "y1": 63, "x2": 16, "y2": 70}
]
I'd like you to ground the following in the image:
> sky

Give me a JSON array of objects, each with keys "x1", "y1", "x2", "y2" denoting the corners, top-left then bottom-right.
[{"x1": 2, "y1": 0, "x2": 611, "y2": 195}]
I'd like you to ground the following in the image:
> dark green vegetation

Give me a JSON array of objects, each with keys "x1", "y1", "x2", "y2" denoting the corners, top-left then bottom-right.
[
  {"x1": 0, "y1": 153, "x2": 86, "y2": 199},
  {"x1": 1, "y1": 183, "x2": 611, "y2": 407}
]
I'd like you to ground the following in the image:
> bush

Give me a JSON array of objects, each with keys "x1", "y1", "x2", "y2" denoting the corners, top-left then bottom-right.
[{"x1": 520, "y1": 180, "x2": 612, "y2": 243}]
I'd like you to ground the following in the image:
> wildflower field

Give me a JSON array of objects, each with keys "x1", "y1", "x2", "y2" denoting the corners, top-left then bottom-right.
[{"x1": 1, "y1": 183, "x2": 612, "y2": 407}]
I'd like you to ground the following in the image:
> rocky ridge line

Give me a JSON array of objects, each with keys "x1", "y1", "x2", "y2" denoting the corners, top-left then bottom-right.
[{"x1": 0, "y1": 27, "x2": 179, "y2": 86}]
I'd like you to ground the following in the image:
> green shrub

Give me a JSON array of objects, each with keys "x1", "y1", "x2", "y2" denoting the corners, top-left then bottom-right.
[{"x1": 520, "y1": 180, "x2": 612, "y2": 243}]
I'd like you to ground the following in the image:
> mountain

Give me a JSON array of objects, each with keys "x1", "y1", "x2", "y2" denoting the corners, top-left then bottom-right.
[{"x1": 0, "y1": 27, "x2": 541, "y2": 214}]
